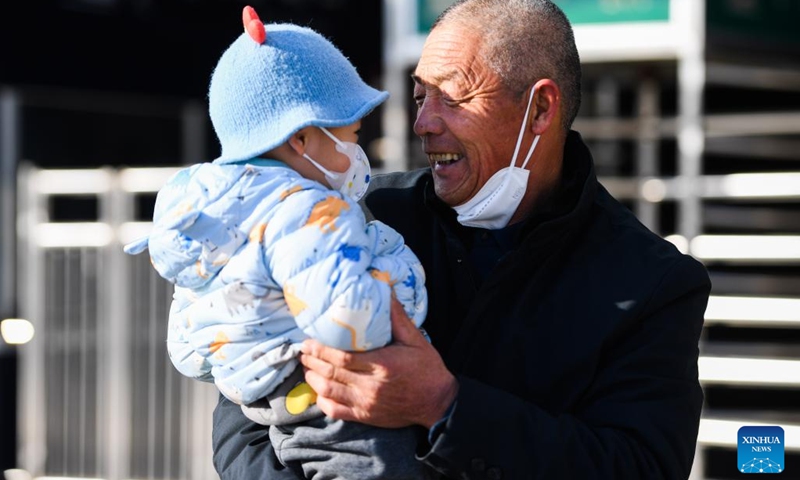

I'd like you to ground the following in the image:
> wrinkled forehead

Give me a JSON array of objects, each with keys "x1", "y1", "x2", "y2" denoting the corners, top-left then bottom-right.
[{"x1": 414, "y1": 22, "x2": 487, "y2": 90}]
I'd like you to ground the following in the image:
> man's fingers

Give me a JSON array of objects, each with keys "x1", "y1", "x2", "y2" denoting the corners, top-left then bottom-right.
[
  {"x1": 301, "y1": 339, "x2": 358, "y2": 367},
  {"x1": 303, "y1": 368, "x2": 360, "y2": 422},
  {"x1": 301, "y1": 338, "x2": 344, "y2": 362},
  {"x1": 313, "y1": 393, "x2": 358, "y2": 422},
  {"x1": 303, "y1": 368, "x2": 348, "y2": 400},
  {"x1": 302, "y1": 338, "x2": 376, "y2": 373},
  {"x1": 299, "y1": 339, "x2": 373, "y2": 401},
  {"x1": 299, "y1": 348, "x2": 339, "y2": 380}
]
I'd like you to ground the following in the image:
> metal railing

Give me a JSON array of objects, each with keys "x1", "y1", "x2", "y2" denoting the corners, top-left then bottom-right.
[{"x1": 15, "y1": 164, "x2": 219, "y2": 480}]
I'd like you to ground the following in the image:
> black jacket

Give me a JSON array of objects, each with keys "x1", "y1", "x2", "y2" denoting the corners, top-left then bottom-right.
[{"x1": 212, "y1": 131, "x2": 711, "y2": 479}]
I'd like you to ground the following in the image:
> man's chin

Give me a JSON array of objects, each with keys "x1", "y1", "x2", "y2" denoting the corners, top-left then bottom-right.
[{"x1": 432, "y1": 183, "x2": 462, "y2": 207}]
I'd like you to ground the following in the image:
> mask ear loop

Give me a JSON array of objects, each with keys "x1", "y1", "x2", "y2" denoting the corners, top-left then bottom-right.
[
  {"x1": 509, "y1": 86, "x2": 540, "y2": 170},
  {"x1": 319, "y1": 126, "x2": 346, "y2": 148},
  {"x1": 302, "y1": 153, "x2": 339, "y2": 180},
  {"x1": 302, "y1": 126, "x2": 346, "y2": 180}
]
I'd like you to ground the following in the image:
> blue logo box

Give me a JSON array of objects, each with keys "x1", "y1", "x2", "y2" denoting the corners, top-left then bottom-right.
[{"x1": 738, "y1": 426, "x2": 785, "y2": 474}]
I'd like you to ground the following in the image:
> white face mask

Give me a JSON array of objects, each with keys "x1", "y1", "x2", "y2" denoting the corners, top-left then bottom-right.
[
  {"x1": 303, "y1": 127, "x2": 371, "y2": 201},
  {"x1": 452, "y1": 86, "x2": 540, "y2": 229}
]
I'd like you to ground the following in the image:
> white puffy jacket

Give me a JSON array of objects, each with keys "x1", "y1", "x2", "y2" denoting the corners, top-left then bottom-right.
[{"x1": 125, "y1": 160, "x2": 427, "y2": 405}]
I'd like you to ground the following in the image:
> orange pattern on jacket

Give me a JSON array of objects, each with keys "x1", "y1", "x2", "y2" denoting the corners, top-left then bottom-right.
[
  {"x1": 330, "y1": 317, "x2": 367, "y2": 352},
  {"x1": 249, "y1": 223, "x2": 267, "y2": 243},
  {"x1": 306, "y1": 196, "x2": 350, "y2": 233},
  {"x1": 370, "y1": 269, "x2": 393, "y2": 285},
  {"x1": 210, "y1": 331, "x2": 230, "y2": 359},
  {"x1": 284, "y1": 285, "x2": 308, "y2": 316},
  {"x1": 280, "y1": 185, "x2": 303, "y2": 201}
]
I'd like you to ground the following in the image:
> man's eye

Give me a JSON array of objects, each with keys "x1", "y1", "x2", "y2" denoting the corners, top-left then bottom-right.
[{"x1": 413, "y1": 93, "x2": 462, "y2": 108}]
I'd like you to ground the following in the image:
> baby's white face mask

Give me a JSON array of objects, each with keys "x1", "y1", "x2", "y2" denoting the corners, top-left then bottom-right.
[{"x1": 303, "y1": 127, "x2": 371, "y2": 202}]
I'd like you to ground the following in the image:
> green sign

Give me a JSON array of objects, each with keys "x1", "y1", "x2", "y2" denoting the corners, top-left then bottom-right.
[
  {"x1": 416, "y1": 0, "x2": 670, "y2": 33},
  {"x1": 417, "y1": 0, "x2": 455, "y2": 34},
  {"x1": 707, "y1": 0, "x2": 800, "y2": 45},
  {"x1": 555, "y1": 0, "x2": 670, "y2": 24}
]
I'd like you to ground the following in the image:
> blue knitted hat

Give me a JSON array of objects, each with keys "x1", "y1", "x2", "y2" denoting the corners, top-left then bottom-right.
[{"x1": 209, "y1": 8, "x2": 389, "y2": 164}]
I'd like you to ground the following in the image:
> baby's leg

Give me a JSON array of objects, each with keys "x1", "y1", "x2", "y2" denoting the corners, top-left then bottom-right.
[
  {"x1": 241, "y1": 366, "x2": 322, "y2": 425},
  {"x1": 270, "y1": 417, "x2": 437, "y2": 480}
]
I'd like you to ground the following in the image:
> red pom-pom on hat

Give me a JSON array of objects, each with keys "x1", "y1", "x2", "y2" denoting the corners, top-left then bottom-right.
[{"x1": 242, "y1": 6, "x2": 266, "y2": 44}]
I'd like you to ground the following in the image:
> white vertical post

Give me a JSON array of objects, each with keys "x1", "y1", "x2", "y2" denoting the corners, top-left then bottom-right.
[
  {"x1": 635, "y1": 77, "x2": 661, "y2": 231},
  {"x1": 188, "y1": 382, "x2": 219, "y2": 480},
  {"x1": 16, "y1": 163, "x2": 47, "y2": 475},
  {"x1": 102, "y1": 168, "x2": 132, "y2": 480},
  {"x1": 675, "y1": 0, "x2": 706, "y2": 239},
  {"x1": 381, "y1": 0, "x2": 420, "y2": 173}
]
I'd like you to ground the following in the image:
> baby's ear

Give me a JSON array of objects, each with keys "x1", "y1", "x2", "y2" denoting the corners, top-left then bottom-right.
[{"x1": 287, "y1": 128, "x2": 312, "y2": 155}]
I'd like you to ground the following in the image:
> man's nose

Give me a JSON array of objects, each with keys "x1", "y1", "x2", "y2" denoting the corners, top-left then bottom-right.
[{"x1": 413, "y1": 99, "x2": 444, "y2": 137}]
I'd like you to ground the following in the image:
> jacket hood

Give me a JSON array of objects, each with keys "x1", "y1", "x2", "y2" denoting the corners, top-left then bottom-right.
[{"x1": 124, "y1": 163, "x2": 251, "y2": 288}]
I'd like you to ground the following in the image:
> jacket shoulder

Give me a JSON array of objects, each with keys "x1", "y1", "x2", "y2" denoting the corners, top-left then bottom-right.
[
  {"x1": 589, "y1": 185, "x2": 710, "y2": 294},
  {"x1": 361, "y1": 168, "x2": 431, "y2": 223}
]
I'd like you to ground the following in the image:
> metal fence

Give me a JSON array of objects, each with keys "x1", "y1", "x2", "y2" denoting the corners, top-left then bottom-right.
[{"x1": 15, "y1": 164, "x2": 219, "y2": 480}]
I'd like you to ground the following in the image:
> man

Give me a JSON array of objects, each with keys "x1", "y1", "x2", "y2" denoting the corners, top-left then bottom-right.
[{"x1": 212, "y1": 0, "x2": 711, "y2": 478}]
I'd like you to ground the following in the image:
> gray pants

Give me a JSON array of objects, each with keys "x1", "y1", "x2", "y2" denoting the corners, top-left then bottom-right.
[
  {"x1": 270, "y1": 416, "x2": 437, "y2": 480},
  {"x1": 242, "y1": 366, "x2": 436, "y2": 479}
]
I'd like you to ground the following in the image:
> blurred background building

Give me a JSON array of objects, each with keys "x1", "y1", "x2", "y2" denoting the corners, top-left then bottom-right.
[{"x1": 1, "y1": 0, "x2": 799, "y2": 479}]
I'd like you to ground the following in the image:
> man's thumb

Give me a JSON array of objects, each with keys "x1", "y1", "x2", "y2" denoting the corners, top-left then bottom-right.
[{"x1": 390, "y1": 297, "x2": 419, "y2": 344}]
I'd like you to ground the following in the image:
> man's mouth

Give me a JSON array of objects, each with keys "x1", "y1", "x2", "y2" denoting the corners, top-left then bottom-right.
[{"x1": 428, "y1": 153, "x2": 463, "y2": 167}]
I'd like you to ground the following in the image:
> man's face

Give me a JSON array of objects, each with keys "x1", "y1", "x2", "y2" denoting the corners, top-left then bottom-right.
[{"x1": 412, "y1": 21, "x2": 526, "y2": 207}]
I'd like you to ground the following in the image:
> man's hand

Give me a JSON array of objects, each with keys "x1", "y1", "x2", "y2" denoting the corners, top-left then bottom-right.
[{"x1": 299, "y1": 299, "x2": 458, "y2": 429}]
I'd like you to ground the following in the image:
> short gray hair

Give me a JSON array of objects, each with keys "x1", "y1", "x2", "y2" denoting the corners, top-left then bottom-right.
[{"x1": 434, "y1": 0, "x2": 582, "y2": 131}]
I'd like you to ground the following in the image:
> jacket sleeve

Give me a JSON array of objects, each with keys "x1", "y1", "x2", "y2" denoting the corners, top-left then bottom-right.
[
  {"x1": 212, "y1": 394, "x2": 303, "y2": 479},
  {"x1": 165, "y1": 291, "x2": 215, "y2": 383},
  {"x1": 419, "y1": 256, "x2": 710, "y2": 480},
  {"x1": 265, "y1": 190, "x2": 424, "y2": 351},
  {"x1": 365, "y1": 220, "x2": 428, "y2": 328}
]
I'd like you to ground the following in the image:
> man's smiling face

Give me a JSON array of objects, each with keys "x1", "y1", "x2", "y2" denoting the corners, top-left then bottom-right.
[{"x1": 412, "y1": 20, "x2": 527, "y2": 207}]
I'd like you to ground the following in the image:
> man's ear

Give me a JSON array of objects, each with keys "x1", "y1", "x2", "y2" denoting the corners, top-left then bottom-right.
[
  {"x1": 287, "y1": 127, "x2": 312, "y2": 156},
  {"x1": 529, "y1": 79, "x2": 561, "y2": 135}
]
